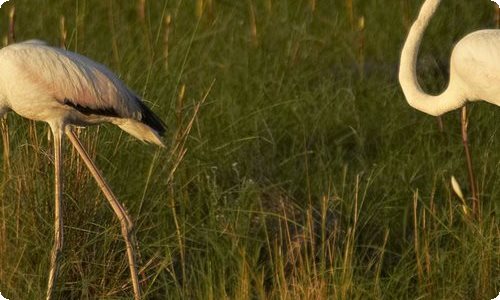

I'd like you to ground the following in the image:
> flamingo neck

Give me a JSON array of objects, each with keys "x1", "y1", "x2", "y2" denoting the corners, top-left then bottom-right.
[{"x1": 399, "y1": 0, "x2": 463, "y2": 116}]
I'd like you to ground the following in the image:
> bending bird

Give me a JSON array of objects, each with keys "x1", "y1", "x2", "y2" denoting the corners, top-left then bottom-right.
[
  {"x1": 0, "y1": 40, "x2": 166, "y2": 300},
  {"x1": 399, "y1": 0, "x2": 500, "y2": 116}
]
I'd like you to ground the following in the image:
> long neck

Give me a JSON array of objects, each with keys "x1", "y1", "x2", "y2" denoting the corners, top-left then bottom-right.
[{"x1": 399, "y1": 0, "x2": 463, "y2": 116}]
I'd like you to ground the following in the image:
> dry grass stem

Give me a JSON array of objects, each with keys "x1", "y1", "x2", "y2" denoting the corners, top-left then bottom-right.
[
  {"x1": 59, "y1": 16, "x2": 67, "y2": 49},
  {"x1": 248, "y1": 0, "x2": 258, "y2": 47},
  {"x1": 137, "y1": 0, "x2": 146, "y2": 23},
  {"x1": 195, "y1": 0, "x2": 204, "y2": 20},
  {"x1": 460, "y1": 106, "x2": 479, "y2": 219},
  {"x1": 346, "y1": 0, "x2": 354, "y2": 29},
  {"x1": 163, "y1": 14, "x2": 172, "y2": 71},
  {"x1": 357, "y1": 16, "x2": 365, "y2": 78},
  {"x1": 167, "y1": 81, "x2": 213, "y2": 185},
  {"x1": 413, "y1": 191, "x2": 423, "y2": 286}
]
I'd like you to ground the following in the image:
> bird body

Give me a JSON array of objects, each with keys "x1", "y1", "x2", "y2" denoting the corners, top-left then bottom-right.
[
  {"x1": 0, "y1": 40, "x2": 165, "y2": 145},
  {"x1": 400, "y1": 0, "x2": 489, "y2": 217},
  {"x1": 399, "y1": 0, "x2": 500, "y2": 116}
]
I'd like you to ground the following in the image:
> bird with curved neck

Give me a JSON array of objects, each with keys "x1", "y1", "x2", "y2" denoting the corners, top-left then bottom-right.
[
  {"x1": 398, "y1": 0, "x2": 500, "y2": 217},
  {"x1": 399, "y1": 0, "x2": 500, "y2": 116},
  {"x1": 0, "y1": 39, "x2": 166, "y2": 300}
]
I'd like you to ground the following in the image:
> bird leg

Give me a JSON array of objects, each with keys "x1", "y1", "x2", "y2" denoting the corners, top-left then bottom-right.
[
  {"x1": 46, "y1": 129, "x2": 64, "y2": 300},
  {"x1": 65, "y1": 128, "x2": 141, "y2": 300},
  {"x1": 461, "y1": 106, "x2": 479, "y2": 218}
]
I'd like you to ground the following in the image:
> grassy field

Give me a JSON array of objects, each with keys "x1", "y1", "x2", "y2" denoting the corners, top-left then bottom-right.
[{"x1": 0, "y1": 0, "x2": 498, "y2": 299}]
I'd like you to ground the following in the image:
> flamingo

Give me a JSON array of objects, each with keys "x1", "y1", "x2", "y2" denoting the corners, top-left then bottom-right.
[
  {"x1": 399, "y1": 0, "x2": 500, "y2": 115},
  {"x1": 398, "y1": 0, "x2": 500, "y2": 214},
  {"x1": 0, "y1": 39, "x2": 166, "y2": 300}
]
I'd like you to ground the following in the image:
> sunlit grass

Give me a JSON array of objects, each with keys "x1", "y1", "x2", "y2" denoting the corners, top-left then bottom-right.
[{"x1": 0, "y1": 0, "x2": 498, "y2": 299}]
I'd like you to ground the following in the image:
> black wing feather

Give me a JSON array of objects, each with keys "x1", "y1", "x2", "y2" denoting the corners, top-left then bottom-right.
[
  {"x1": 137, "y1": 99, "x2": 167, "y2": 136},
  {"x1": 63, "y1": 98, "x2": 119, "y2": 117}
]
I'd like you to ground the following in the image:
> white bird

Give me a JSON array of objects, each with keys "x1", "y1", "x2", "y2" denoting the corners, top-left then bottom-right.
[
  {"x1": 399, "y1": 0, "x2": 500, "y2": 116},
  {"x1": 0, "y1": 40, "x2": 166, "y2": 300},
  {"x1": 398, "y1": 0, "x2": 498, "y2": 214}
]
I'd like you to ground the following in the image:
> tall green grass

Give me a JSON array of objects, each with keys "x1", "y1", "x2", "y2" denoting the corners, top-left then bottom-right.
[{"x1": 0, "y1": 0, "x2": 498, "y2": 299}]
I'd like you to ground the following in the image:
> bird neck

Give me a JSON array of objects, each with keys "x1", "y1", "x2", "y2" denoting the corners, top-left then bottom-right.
[{"x1": 399, "y1": 0, "x2": 463, "y2": 116}]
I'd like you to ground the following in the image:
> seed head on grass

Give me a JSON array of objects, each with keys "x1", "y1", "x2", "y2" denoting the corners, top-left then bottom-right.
[
  {"x1": 450, "y1": 176, "x2": 469, "y2": 216},
  {"x1": 163, "y1": 14, "x2": 172, "y2": 71},
  {"x1": 137, "y1": 0, "x2": 146, "y2": 23}
]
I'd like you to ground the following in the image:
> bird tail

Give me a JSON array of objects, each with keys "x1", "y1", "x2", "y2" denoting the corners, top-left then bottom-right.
[
  {"x1": 137, "y1": 100, "x2": 167, "y2": 136},
  {"x1": 117, "y1": 119, "x2": 165, "y2": 147}
]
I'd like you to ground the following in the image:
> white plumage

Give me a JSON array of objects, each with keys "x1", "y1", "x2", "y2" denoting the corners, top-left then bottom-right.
[
  {"x1": 399, "y1": 0, "x2": 500, "y2": 116},
  {"x1": 0, "y1": 40, "x2": 165, "y2": 145},
  {"x1": 399, "y1": 0, "x2": 489, "y2": 218}
]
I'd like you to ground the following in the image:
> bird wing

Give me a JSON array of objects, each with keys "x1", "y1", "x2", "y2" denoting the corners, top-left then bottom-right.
[{"x1": 3, "y1": 40, "x2": 143, "y2": 120}]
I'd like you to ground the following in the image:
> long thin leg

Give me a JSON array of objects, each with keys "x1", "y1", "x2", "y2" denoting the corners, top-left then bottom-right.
[
  {"x1": 46, "y1": 129, "x2": 64, "y2": 300},
  {"x1": 461, "y1": 106, "x2": 479, "y2": 218},
  {"x1": 65, "y1": 128, "x2": 141, "y2": 300}
]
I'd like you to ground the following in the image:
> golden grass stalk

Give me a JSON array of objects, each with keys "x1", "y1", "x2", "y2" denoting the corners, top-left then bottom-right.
[
  {"x1": 175, "y1": 84, "x2": 186, "y2": 140},
  {"x1": 413, "y1": 191, "x2": 423, "y2": 287},
  {"x1": 374, "y1": 228, "x2": 390, "y2": 297},
  {"x1": 195, "y1": 0, "x2": 204, "y2": 20},
  {"x1": 0, "y1": 117, "x2": 6, "y2": 278},
  {"x1": 460, "y1": 106, "x2": 479, "y2": 218},
  {"x1": 163, "y1": 14, "x2": 172, "y2": 71},
  {"x1": 346, "y1": 0, "x2": 354, "y2": 29},
  {"x1": 236, "y1": 248, "x2": 250, "y2": 299},
  {"x1": 2, "y1": 6, "x2": 16, "y2": 175},
  {"x1": 422, "y1": 208, "x2": 432, "y2": 295},
  {"x1": 357, "y1": 16, "x2": 365, "y2": 78},
  {"x1": 168, "y1": 82, "x2": 212, "y2": 184},
  {"x1": 340, "y1": 175, "x2": 360, "y2": 299},
  {"x1": 0, "y1": 9, "x2": 18, "y2": 276},
  {"x1": 137, "y1": 0, "x2": 146, "y2": 23},
  {"x1": 59, "y1": 16, "x2": 67, "y2": 49},
  {"x1": 248, "y1": 0, "x2": 258, "y2": 47},
  {"x1": 1, "y1": 115, "x2": 10, "y2": 176},
  {"x1": 412, "y1": 192, "x2": 432, "y2": 296},
  {"x1": 166, "y1": 82, "x2": 213, "y2": 293},
  {"x1": 310, "y1": 0, "x2": 316, "y2": 12}
]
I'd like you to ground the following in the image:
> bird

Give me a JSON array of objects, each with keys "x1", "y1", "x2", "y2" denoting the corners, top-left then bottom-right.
[
  {"x1": 399, "y1": 0, "x2": 500, "y2": 115},
  {"x1": 398, "y1": 0, "x2": 499, "y2": 214},
  {"x1": 0, "y1": 39, "x2": 166, "y2": 300}
]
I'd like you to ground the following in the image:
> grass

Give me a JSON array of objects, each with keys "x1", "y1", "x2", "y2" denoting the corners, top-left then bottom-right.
[{"x1": 0, "y1": 0, "x2": 498, "y2": 299}]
